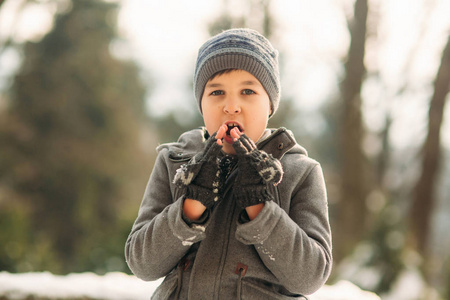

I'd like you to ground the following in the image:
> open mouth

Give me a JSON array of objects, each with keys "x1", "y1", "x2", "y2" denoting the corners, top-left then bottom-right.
[
  {"x1": 226, "y1": 122, "x2": 242, "y2": 136},
  {"x1": 221, "y1": 121, "x2": 243, "y2": 144}
]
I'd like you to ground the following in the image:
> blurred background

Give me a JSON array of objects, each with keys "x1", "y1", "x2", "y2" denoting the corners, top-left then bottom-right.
[{"x1": 0, "y1": 0, "x2": 449, "y2": 298}]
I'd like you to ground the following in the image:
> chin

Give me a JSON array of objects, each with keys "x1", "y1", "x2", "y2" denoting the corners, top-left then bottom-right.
[{"x1": 222, "y1": 144, "x2": 236, "y2": 155}]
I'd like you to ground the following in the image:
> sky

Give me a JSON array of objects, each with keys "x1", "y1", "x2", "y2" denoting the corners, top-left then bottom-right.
[{"x1": 1, "y1": 0, "x2": 450, "y2": 149}]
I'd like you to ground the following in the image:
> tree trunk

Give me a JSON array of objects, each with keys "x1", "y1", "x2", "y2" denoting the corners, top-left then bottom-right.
[
  {"x1": 334, "y1": 0, "x2": 370, "y2": 261},
  {"x1": 410, "y1": 35, "x2": 450, "y2": 255}
]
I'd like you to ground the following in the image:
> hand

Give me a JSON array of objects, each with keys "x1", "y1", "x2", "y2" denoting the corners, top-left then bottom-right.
[
  {"x1": 173, "y1": 132, "x2": 224, "y2": 209},
  {"x1": 215, "y1": 124, "x2": 227, "y2": 146},
  {"x1": 230, "y1": 129, "x2": 283, "y2": 209}
]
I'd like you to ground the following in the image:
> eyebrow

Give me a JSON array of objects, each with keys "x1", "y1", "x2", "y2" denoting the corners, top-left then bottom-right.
[
  {"x1": 205, "y1": 83, "x2": 223, "y2": 88},
  {"x1": 205, "y1": 80, "x2": 260, "y2": 88},
  {"x1": 241, "y1": 80, "x2": 258, "y2": 86}
]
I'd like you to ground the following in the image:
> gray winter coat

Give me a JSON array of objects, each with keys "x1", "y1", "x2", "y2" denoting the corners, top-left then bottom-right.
[{"x1": 125, "y1": 127, "x2": 332, "y2": 299}]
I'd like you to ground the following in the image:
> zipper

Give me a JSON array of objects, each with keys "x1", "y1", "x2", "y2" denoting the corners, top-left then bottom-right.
[
  {"x1": 235, "y1": 262, "x2": 248, "y2": 300},
  {"x1": 213, "y1": 166, "x2": 238, "y2": 299},
  {"x1": 173, "y1": 257, "x2": 191, "y2": 300}
]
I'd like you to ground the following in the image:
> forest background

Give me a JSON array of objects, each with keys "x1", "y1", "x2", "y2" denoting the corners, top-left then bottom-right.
[{"x1": 0, "y1": 0, "x2": 449, "y2": 298}]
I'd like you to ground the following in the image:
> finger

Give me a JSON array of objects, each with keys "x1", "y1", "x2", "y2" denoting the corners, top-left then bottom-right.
[
  {"x1": 238, "y1": 134, "x2": 256, "y2": 152},
  {"x1": 230, "y1": 127, "x2": 242, "y2": 141},
  {"x1": 232, "y1": 137, "x2": 247, "y2": 155},
  {"x1": 217, "y1": 139, "x2": 223, "y2": 146},
  {"x1": 216, "y1": 124, "x2": 227, "y2": 140}
]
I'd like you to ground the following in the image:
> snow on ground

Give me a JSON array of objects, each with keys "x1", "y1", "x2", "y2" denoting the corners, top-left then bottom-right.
[{"x1": 0, "y1": 271, "x2": 380, "y2": 300}]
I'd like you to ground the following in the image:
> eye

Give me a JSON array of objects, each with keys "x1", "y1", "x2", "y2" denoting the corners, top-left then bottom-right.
[
  {"x1": 242, "y1": 89, "x2": 256, "y2": 95},
  {"x1": 210, "y1": 90, "x2": 224, "y2": 96}
]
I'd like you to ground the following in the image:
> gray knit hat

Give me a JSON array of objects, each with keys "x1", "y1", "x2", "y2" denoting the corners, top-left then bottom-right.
[{"x1": 194, "y1": 28, "x2": 280, "y2": 117}]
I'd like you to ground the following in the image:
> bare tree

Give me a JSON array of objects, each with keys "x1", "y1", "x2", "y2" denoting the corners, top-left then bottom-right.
[
  {"x1": 410, "y1": 35, "x2": 450, "y2": 257},
  {"x1": 334, "y1": 0, "x2": 371, "y2": 261}
]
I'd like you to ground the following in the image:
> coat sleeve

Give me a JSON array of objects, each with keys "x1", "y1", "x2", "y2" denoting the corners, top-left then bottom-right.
[
  {"x1": 235, "y1": 159, "x2": 332, "y2": 295},
  {"x1": 125, "y1": 149, "x2": 208, "y2": 281}
]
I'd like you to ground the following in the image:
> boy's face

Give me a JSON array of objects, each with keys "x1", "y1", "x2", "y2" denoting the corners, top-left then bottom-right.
[{"x1": 201, "y1": 70, "x2": 272, "y2": 154}]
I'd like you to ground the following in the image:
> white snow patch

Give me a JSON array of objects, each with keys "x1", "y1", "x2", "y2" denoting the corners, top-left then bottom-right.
[
  {"x1": 192, "y1": 224, "x2": 206, "y2": 232},
  {"x1": 181, "y1": 235, "x2": 196, "y2": 246},
  {"x1": 312, "y1": 280, "x2": 381, "y2": 300},
  {"x1": 381, "y1": 268, "x2": 441, "y2": 300},
  {"x1": 0, "y1": 272, "x2": 380, "y2": 300},
  {"x1": 0, "y1": 271, "x2": 162, "y2": 300}
]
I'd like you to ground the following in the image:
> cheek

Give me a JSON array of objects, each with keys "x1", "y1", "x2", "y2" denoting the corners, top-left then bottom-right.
[
  {"x1": 203, "y1": 115, "x2": 214, "y2": 131},
  {"x1": 201, "y1": 108, "x2": 219, "y2": 133},
  {"x1": 247, "y1": 115, "x2": 269, "y2": 141}
]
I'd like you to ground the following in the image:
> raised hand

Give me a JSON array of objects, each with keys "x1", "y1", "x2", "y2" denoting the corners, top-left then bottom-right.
[
  {"x1": 173, "y1": 132, "x2": 224, "y2": 209},
  {"x1": 230, "y1": 128, "x2": 283, "y2": 209}
]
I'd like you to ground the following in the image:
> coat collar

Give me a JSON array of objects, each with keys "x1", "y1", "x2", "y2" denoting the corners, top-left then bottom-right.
[{"x1": 257, "y1": 127, "x2": 307, "y2": 160}]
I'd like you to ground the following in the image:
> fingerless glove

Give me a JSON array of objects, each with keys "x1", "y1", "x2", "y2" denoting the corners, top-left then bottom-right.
[
  {"x1": 173, "y1": 134, "x2": 223, "y2": 209},
  {"x1": 232, "y1": 134, "x2": 283, "y2": 208}
]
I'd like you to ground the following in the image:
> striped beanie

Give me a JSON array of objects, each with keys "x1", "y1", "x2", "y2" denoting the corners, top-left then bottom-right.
[{"x1": 194, "y1": 28, "x2": 280, "y2": 117}]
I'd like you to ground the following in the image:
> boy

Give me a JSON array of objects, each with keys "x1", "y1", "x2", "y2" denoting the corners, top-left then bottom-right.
[{"x1": 125, "y1": 28, "x2": 332, "y2": 299}]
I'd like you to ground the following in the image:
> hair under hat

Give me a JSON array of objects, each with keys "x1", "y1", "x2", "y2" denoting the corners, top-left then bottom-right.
[{"x1": 194, "y1": 28, "x2": 280, "y2": 117}]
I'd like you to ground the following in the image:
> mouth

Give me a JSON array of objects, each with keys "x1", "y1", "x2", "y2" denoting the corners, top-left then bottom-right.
[
  {"x1": 223, "y1": 121, "x2": 243, "y2": 144},
  {"x1": 225, "y1": 122, "x2": 243, "y2": 136}
]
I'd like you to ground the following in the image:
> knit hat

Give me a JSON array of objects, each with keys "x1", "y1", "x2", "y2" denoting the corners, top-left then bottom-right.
[{"x1": 194, "y1": 28, "x2": 280, "y2": 117}]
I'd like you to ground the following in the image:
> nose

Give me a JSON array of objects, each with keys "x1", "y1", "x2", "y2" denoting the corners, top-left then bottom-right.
[{"x1": 223, "y1": 98, "x2": 241, "y2": 114}]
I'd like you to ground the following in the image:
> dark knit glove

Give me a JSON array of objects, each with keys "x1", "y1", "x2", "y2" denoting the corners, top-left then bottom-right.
[
  {"x1": 232, "y1": 134, "x2": 283, "y2": 208},
  {"x1": 173, "y1": 133, "x2": 223, "y2": 209}
]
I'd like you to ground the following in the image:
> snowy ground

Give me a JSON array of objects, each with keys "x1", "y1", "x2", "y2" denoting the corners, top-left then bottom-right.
[{"x1": 0, "y1": 271, "x2": 380, "y2": 300}]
